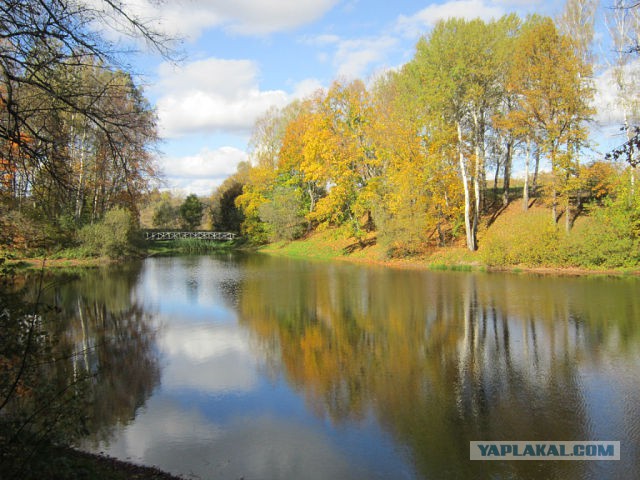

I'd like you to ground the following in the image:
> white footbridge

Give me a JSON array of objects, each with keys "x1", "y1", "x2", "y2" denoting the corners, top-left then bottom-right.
[{"x1": 144, "y1": 231, "x2": 237, "y2": 241}]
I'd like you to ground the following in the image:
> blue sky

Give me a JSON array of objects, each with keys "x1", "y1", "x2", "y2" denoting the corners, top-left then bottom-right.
[{"x1": 115, "y1": 0, "x2": 629, "y2": 195}]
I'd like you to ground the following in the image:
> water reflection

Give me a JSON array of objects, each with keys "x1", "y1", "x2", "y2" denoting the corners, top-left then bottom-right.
[
  {"x1": 41, "y1": 265, "x2": 161, "y2": 441},
  {"x1": 236, "y1": 256, "x2": 640, "y2": 479},
  {"x1": 8, "y1": 255, "x2": 638, "y2": 479},
  {"x1": 0, "y1": 264, "x2": 161, "y2": 477}
]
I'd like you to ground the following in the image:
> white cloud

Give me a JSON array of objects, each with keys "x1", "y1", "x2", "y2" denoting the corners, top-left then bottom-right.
[
  {"x1": 334, "y1": 36, "x2": 398, "y2": 79},
  {"x1": 299, "y1": 33, "x2": 341, "y2": 46},
  {"x1": 396, "y1": 0, "x2": 505, "y2": 37},
  {"x1": 291, "y1": 78, "x2": 325, "y2": 98},
  {"x1": 491, "y1": 0, "x2": 542, "y2": 5},
  {"x1": 86, "y1": 0, "x2": 340, "y2": 41},
  {"x1": 156, "y1": 58, "x2": 290, "y2": 138},
  {"x1": 218, "y1": 0, "x2": 341, "y2": 35},
  {"x1": 158, "y1": 146, "x2": 248, "y2": 195},
  {"x1": 592, "y1": 61, "x2": 640, "y2": 127}
]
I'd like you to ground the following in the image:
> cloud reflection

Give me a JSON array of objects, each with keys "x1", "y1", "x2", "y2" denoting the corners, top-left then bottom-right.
[
  {"x1": 98, "y1": 397, "x2": 369, "y2": 480},
  {"x1": 159, "y1": 324, "x2": 258, "y2": 394}
]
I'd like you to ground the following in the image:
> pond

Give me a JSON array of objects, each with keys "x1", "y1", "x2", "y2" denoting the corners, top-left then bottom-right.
[{"x1": 12, "y1": 254, "x2": 640, "y2": 479}]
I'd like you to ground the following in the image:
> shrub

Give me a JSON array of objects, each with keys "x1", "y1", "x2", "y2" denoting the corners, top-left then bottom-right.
[
  {"x1": 481, "y1": 210, "x2": 566, "y2": 267},
  {"x1": 0, "y1": 208, "x2": 68, "y2": 254},
  {"x1": 78, "y1": 207, "x2": 138, "y2": 258},
  {"x1": 376, "y1": 209, "x2": 430, "y2": 258},
  {"x1": 257, "y1": 186, "x2": 307, "y2": 241},
  {"x1": 564, "y1": 204, "x2": 640, "y2": 268}
]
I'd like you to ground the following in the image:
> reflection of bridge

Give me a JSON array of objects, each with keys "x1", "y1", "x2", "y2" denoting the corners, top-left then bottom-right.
[{"x1": 144, "y1": 231, "x2": 238, "y2": 241}]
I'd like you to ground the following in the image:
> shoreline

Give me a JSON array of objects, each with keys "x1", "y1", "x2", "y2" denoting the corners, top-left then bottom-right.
[
  {"x1": 3, "y1": 241, "x2": 639, "y2": 278},
  {"x1": 65, "y1": 448, "x2": 184, "y2": 480},
  {"x1": 257, "y1": 235, "x2": 640, "y2": 278},
  {"x1": 337, "y1": 254, "x2": 639, "y2": 277},
  {"x1": 30, "y1": 446, "x2": 185, "y2": 480}
]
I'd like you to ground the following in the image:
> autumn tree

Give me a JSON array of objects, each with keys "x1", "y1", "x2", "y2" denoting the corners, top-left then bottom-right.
[
  {"x1": 236, "y1": 102, "x2": 307, "y2": 243},
  {"x1": 0, "y1": 0, "x2": 171, "y2": 249},
  {"x1": 410, "y1": 17, "x2": 516, "y2": 250},
  {"x1": 509, "y1": 17, "x2": 594, "y2": 229},
  {"x1": 370, "y1": 69, "x2": 462, "y2": 253},
  {"x1": 305, "y1": 80, "x2": 380, "y2": 238}
]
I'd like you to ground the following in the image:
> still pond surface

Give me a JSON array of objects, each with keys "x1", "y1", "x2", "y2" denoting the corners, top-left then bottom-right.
[{"x1": 45, "y1": 254, "x2": 640, "y2": 479}]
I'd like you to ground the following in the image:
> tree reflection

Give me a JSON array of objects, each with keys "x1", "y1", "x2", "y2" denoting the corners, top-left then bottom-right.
[
  {"x1": 0, "y1": 264, "x2": 160, "y2": 477},
  {"x1": 44, "y1": 265, "x2": 161, "y2": 441},
  {"x1": 237, "y1": 258, "x2": 640, "y2": 479}
]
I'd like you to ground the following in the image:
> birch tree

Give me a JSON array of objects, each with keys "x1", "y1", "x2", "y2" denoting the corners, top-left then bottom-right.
[
  {"x1": 411, "y1": 18, "x2": 511, "y2": 250},
  {"x1": 509, "y1": 17, "x2": 593, "y2": 227}
]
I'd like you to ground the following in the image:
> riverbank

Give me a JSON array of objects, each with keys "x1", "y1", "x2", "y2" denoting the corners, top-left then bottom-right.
[
  {"x1": 0, "y1": 238, "x2": 241, "y2": 274},
  {"x1": 2, "y1": 229, "x2": 637, "y2": 278},
  {"x1": 259, "y1": 229, "x2": 640, "y2": 277},
  {"x1": 8, "y1": 446, "x2": 183, "y2": 480}
]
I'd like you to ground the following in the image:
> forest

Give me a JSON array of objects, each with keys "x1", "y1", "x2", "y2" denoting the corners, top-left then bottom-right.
[
  {"x1": 0, "y1": 0, "x2": 166, "y2": 259},
  {"x1": 216, "y1": 6, "x2": 640, "y2": 269}
]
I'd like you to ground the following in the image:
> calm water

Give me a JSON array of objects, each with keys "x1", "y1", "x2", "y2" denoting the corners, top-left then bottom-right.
[{"x1": 39, "y1": 254, "x2": 640, "y2": 479}]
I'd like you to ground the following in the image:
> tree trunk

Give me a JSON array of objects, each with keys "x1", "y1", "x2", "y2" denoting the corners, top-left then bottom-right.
[
  {"x1": 473, "y1": 153, "x2": 480, "y2": 245},
  {"x1": 74, "y1": 129, "x2": 88, "y2": 222},
  {"x1": 471, "y1": 111, "x2": 483, "y2": 247},
  {"x1": 533, "y1": 148, "x2": 540, "y2": 193},
  {"x1": 523, "y1": 138, "x2": 531, "y2": 211},
  {"x1": 458, "y1": 121, "x2": 476, "y2": 251},
  {"x1": 502, "y1": 139, "x2": 512, "y2": 207}
]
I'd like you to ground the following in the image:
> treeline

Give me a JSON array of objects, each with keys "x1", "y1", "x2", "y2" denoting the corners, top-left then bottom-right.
[
  {"x1": 215, "y1": 12, "x2": 640, "y2": 267},
  {"x1": 0, "y1": 0, "x2": 166, "y2": 255}
]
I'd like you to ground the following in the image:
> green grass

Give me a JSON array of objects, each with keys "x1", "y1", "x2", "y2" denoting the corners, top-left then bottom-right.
[
  {"x1": 260, "y1": 231, "x2": 346, "y2": 260},
  {"x1": 428, "y1": 263, "x2": 450, "y2": 271},
  {"x1": 449, "y1": 264, "x2": 473, "y2": 272},
  {"x1": 145, "y1": 239, "x2": 239, "y2": 256}
]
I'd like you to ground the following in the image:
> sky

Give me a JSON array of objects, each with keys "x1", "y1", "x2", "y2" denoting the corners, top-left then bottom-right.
[{"x1": 111, "y1": 0, "x2": 631, "y2": 196}]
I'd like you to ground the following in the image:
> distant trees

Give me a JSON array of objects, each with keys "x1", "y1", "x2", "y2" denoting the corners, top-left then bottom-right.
[
  {"x1": 152, "y1": 194, "x2": 180, "y2": 229},
  {"x1": 179, "y1": 194, "x2": 204, "y2": 231},
  {"x1": 210, "y1": 163, "x2": 248, "y2": 233}
]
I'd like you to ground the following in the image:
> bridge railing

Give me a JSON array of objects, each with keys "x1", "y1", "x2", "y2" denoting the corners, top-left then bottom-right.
[{"x1": 143, "y1": 231, "x2": 237, "y2": 241}]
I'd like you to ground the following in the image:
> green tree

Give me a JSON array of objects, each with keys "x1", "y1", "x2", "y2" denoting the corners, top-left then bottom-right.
[
  {"x1": 210, "y1": 164, "x2": 248, "y2": 233},
  {"x1": 258, "y1": 186, "x2": 307, "y2": 241},
  {"x1": 179, "y1": 194, "x2": 204, "y2": 231},
  {"x1": 152, "y1": 198, "x2": 179, "y2": 229},
  {"x1": 410, "y1": 17, "x2": 514, "y2": 250}
]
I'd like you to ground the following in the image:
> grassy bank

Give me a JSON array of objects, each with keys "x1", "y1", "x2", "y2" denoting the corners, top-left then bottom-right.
[
  {"x1": 0, "y1": 239, "x2": 242, "y2": 275},
  {"x1": 259, "y1": 228, "x2": 483, "y2": 271},
  {"x1": 258, "y1": 204, "x2": 640, "y2": 277}
]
